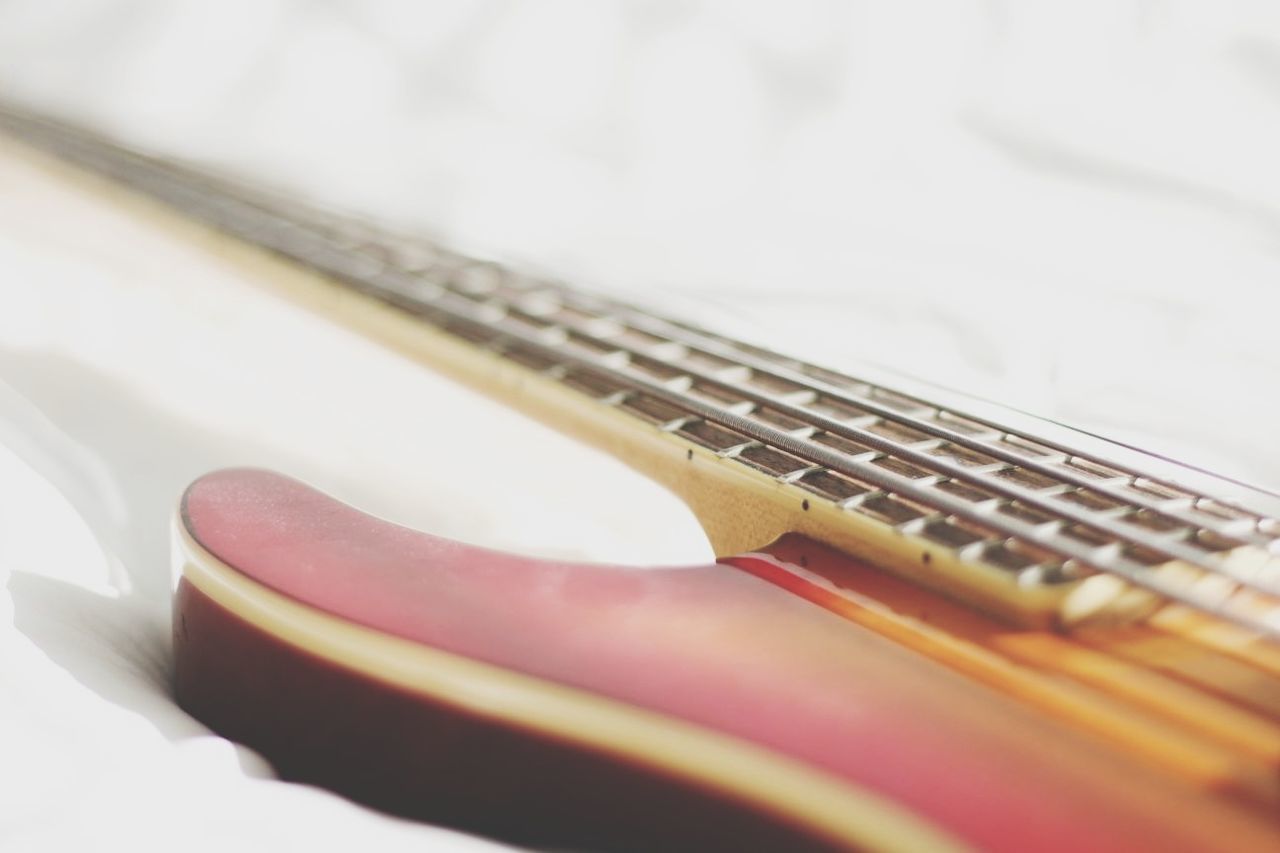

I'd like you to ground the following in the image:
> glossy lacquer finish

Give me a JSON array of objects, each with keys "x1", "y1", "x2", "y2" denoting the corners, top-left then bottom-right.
[{"x1": 175, "y1": 470, "x2": 1276, "y2": 851}]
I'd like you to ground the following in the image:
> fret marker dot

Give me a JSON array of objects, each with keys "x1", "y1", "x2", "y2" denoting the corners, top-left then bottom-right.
[
  {"x1": 922, "y1": 552, "x2": 932, "y2": 565},
  {"x1": 802, "y1": 499, "x2": 810, "y2": 511},
  {"x1": 686, "y1": 449, "x2": 693, "y2": 460}
]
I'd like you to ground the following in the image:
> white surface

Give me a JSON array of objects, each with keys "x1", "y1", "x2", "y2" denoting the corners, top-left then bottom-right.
[{"x1": 2, "y1": 2, "x2": 1280, "y2": 850}]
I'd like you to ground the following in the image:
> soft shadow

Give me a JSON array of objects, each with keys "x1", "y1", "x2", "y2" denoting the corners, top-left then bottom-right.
[
  {"x1": 1232, "y1": 37, "x2": 1280, "y2": 100},
  {"x1": 960, "y1": 110, "x2": 1280, "y2": 246},
  {"x1": 0, "y1": 347, "x2": 358, "y2": 740},
  {"x1": 6, "y1": 571, "x2": 205, "y2": 741}
]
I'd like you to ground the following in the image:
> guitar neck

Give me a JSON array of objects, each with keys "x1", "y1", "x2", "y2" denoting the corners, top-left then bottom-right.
[{"x1": 5, "y1": 104, "x2": 1279, "y2": 638}]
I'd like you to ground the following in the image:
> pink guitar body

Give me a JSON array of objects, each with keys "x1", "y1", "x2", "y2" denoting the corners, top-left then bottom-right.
[{"x1": 174, "y1": 470, "x2": 1276, "y2": 851}]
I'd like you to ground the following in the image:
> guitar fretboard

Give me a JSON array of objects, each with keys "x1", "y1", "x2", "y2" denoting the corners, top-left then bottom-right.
[{"x1": 5, "y1": 105, "x2": 1279, "y2": 637}]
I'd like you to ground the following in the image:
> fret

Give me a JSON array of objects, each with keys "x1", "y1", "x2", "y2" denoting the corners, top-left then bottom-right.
[{"x1": 8, "y1": 106, "x2": 1280, "y2": 636}]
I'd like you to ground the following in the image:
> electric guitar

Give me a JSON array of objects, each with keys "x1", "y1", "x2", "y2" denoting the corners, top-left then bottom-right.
[{"x1": 5, "y1": 105, "x2": 1280, "y2": 851}]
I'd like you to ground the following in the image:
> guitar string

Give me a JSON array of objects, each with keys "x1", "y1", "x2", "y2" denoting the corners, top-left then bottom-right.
[{"x1": 7, "y1": 108, "x2": 1279, "y2": 634}]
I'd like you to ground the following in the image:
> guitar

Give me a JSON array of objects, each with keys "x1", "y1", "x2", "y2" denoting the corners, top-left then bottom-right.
[{"x1": 4, "y1": 105, "x2": 1280, "y2": 851}]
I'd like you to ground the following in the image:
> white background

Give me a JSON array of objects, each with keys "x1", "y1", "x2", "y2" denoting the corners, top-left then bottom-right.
[{"x1": 2, "y1": 2, "x2": 1279, "y2": 850}]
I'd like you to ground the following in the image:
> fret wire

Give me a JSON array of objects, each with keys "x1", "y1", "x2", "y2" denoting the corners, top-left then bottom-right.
[
  {"x1": 506, "y1": 284, "x2": 1274, "y2": 548},
  {"x1": 10, "y1": 108, "x2": 1279, "y2": 634},
  {"x1": 484, "y1": 299, "x2": 1279, "y2": 596}
]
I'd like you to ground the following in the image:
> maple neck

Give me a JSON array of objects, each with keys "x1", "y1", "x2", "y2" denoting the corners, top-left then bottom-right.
[{"x1": 5, "y1": 104, "x2": 1280, "y2": 638}]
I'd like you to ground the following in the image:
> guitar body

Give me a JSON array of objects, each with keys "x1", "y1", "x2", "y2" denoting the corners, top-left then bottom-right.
[{"x1": 174, "y1": 469, "x2": 1279, "y2": 851}]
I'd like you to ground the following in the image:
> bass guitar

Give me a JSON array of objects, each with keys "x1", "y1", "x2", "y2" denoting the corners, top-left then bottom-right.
[{"x1": 4, "y1": 105, "x2": 1280, "y2": 851}]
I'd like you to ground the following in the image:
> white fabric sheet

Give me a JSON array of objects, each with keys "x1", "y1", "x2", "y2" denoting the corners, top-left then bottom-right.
[{"x1": 2, "y1": 3, "x2": 1280, "y2": 850}]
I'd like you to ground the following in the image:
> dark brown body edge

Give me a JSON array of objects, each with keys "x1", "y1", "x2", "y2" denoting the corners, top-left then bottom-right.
[{"x1": 173, "y1": 578, "x2": 854, "y2": 852}]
